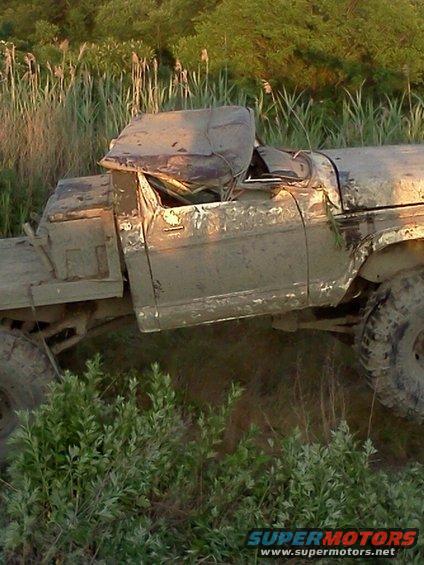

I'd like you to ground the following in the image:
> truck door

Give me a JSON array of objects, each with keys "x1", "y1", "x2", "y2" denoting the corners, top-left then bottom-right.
[{"x1": 142, "y1": 182, "x2": 308, "y2": 330}]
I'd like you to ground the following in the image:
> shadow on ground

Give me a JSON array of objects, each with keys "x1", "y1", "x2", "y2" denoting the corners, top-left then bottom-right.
[{"x1": 62, "y1": 317, "x2": 424, "y2": 468}]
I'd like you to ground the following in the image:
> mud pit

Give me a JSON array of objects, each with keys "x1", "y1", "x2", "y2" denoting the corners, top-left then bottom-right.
[{"x1": 62, "y1": 318, "x2": 424, "y2": 467}]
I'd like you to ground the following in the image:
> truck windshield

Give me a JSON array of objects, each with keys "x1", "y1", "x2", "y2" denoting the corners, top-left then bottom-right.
[{"x1": 245, "y1": 146, "x2": 311, "y2": 183}]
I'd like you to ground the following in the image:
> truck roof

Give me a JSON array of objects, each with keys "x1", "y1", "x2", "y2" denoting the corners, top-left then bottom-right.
[{"x1": 100, "y1": 106, "x2": 255, "y2": 189}]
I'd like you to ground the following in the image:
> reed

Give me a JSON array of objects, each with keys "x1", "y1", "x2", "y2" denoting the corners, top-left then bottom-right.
[{"x1": 2, "y1": 45, "x2": 424, "y2": 236}]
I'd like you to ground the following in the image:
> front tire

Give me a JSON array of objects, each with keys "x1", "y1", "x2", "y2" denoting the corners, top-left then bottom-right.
[
  {"x1": 357, "y1": 268, "x2": 424, "y2": 420},
  {"x1": 0, "y1": 329, "x2": 57, "y2": 462}
]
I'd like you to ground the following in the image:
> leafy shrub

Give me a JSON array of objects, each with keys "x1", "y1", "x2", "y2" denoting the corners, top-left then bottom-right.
[
  {"x1": 177, "y1": 0, "x2": 424, "y2": 95},
  {"x1": 0, "y1": 359, "x2": 423, "y2": 563},
  {"x1": 74, "y1": 40, "x2": 154, "y2": 76},
  {"x1": 28, "y1": 39, "x2": 154, "y2": 74},
  {"x1": 33, "y1": 20, "x2": 60, "y2": 46}
]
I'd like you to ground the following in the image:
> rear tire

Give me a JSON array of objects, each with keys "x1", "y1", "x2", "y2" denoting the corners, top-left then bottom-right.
[
  {"x1": 0, "y1": 329, "x2": 57, "y2": 463},
  {"x1": 357, "y1": 268, "x2": 424, "y2": 420}
]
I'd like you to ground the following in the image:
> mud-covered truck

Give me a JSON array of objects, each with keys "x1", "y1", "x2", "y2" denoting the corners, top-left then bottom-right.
[{"x1": 1, "y1": 105, "x2": 424, "y2": 458}]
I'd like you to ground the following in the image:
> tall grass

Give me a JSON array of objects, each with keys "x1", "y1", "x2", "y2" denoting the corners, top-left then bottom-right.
[{"x1": 2, "y1": 45, "x2": 424, "y2": 236}]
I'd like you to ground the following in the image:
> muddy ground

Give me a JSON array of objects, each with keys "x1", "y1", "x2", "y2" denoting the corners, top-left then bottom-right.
[{"x1": 62, "y1": 318, "x2": 424, "y2": 468}]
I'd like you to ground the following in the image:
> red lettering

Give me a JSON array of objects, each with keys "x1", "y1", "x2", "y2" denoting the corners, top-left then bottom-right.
[
  {"x1": 387, "y1": 531, "x2": 403, "y2": 546},
  {"x1": 402, "y1": 531, "x2": 417, "y2": 547},
  {"x1": 323, "y1": 531, "x2": 343, "y2": 546},
  {"x1": 357, "y1": 531, "x2": 373, "y2": 546},
  {"x1": 371, "y1": 532, "x2": 388, "y2": 546},
  {"x1": 342, "y1": 532, "x2": 358, "y2": 546}
]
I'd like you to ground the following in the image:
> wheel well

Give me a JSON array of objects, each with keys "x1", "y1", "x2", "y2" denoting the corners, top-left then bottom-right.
[
  {"x1": 359, "y1": 239, "x2": 424, "y2": 283},
  {"x1": 0, "y1": 292, "x2": 135, "y2": 355}
]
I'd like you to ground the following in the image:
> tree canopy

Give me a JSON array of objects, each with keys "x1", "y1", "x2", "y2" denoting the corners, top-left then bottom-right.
[
  {"x1": 1, "y1": 0, "x2": 424, "y2": 93},
  {"x1": 178, "y1": 0, "x2": 424, "y2": 93}
]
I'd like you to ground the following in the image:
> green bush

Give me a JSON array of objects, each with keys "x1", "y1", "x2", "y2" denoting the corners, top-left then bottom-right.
[
  {"x1": 4, "y1": 0, "x2": 424, "y2": 96},
  {"x1": 33, "y1": 20, "x2": 60, "y2": 46},
  {"x1": 28, "y1": 39, "x2": 155, "y2": 74},
  {"x1": 0, "y1": 358, "x2": 423, "y2": 563},
  {"x1": 177, "y1": 0, "x2": 424, "y2": 95},
  {"x1": 73, "y1": 40, "x2": 154, "y2": 76}
]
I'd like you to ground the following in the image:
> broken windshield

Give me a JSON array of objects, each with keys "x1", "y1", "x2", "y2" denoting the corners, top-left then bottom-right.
[{"x1": 244, "y1": 146, "x2": 312, "y2": 184}]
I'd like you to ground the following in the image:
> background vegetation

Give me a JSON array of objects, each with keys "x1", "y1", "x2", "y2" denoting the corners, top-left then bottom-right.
[
  {"x1": 3, "y1": 48, "x2": 424, "y2": 237},
  {"x1": 2, "y1": 0, "x2": 424, "y2": 96},
  {"x1": 3, "y1": 0, "x2": 424, "y2": 238},
  {"x1": 0, "y1": 359, "x2": 423, "y2": 563}
]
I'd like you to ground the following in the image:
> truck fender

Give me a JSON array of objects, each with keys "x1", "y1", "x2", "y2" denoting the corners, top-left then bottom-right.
[{"x1": 355, "y1": 226, "x2": 424, "y2": 283}]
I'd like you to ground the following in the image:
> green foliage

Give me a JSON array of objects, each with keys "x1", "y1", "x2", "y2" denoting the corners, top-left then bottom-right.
[
  {"x1": 67, "y1": 0, "x2": 99, "y2": 43},
  {"x1": 76, "y1": 40, "x2": 154, "y2": 75},
  {"x1": 177, "y1": 0, "x2": 424, "y2": 94},
  {"x1": 33, "y1": 20, "x2": 60, "y2": 46},
  {"x1": 2, "y1": 1, "x2": 424, "y2": 95},
  {"x1": 94, "y1": 0, "x2": 157, "y2": 44},
  {"x1": 94, "y1": 0, "x2": 219, "y2": 55},
  {"x1": 0, "y1": 21, "x2": 13, "y2": 42},
  {"x1": 0, "y1": 169, "x2": 29, "y2": 238},
  {"x1": 0, "y1": 0, "x2": 98, "y2": 44},
  {"x1": 0, "y1": 359, "x2": 423, "y2": 562}
]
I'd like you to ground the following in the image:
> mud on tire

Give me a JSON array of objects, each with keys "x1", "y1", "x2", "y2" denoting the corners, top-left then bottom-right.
[
  {"x1": 357, "y1": 268, "x2": 424, "y2": 420},
  {"x1": 0, "y1": 329, "x2": 57, "y2": 463}
]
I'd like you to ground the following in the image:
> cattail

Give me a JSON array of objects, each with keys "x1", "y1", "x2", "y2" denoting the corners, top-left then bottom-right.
[
  {"x1": 262, "y1": 79, "x2": 272, "y2": 94},
  {"x1": 4, "y1": 47, "x2": 12, "y2": 77},
  {"x1": 201, "y1": 48, "x2": 209, "y2": 64},
  {"x1": 78, "y1": 42, "x2": 87, "y2": 62},
  {"x1": 24, "y1": 53, "x2": 37, "y2": 76},
  {"x1": 54, "y1": 65, "x2": 64, "y2": 79},
  {"x1": 59, "y1": 39, "x2": 69, "y2": 53}
]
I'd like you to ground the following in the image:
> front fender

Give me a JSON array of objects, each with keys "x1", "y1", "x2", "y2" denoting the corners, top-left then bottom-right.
[
  {"x1": 322, "y1": 225, "x2": 424, "y2": 306},
  {"x1": 356, "y1": 227, "x2": 424, "y2": 283},
  {"x1": 353, "y1": 225, "x2": 424, "y2": 267}
]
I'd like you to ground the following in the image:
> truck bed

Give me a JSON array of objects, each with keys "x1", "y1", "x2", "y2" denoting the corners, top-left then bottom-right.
[
  {"x1": 0, "y1": 237, "x2": 53, "y2": 310},
  {"x1": 0, "y1": 235, "x2": 123, "y2": 312},
  {"x1": 1, "y1": 174, "x2": 124, "y2": 313}
]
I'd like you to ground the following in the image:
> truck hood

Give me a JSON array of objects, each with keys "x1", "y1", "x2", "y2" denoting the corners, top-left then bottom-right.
[{"x1": 322, "y1": 145, "x2": 424, "y2": 212}]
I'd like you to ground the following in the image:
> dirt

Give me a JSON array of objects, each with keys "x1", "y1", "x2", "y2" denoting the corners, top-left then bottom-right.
[{"x1": 62, "y1": 317, "x2": 424, "y2": 468}]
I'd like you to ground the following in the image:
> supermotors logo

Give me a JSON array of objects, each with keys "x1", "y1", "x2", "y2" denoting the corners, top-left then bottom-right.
[{"x1": 246, "y1": 528, "x2": 418, "y2": 559}]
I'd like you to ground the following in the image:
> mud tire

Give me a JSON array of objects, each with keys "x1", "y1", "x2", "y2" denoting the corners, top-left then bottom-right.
[
  {"x1": 0, "y1": 329, "x2": 57, "y2": 463},
  {"x1": 357, "y1": 268, "x2": 424, "y2": 420}
]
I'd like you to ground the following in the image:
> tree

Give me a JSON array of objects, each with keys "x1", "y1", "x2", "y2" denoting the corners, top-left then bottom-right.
[
  {"x1": 0, "y1": 0, "x2": 100, "y2": 45},
  {"x1": 0, "y1": 2, "x2": 38, "y2": 42},
  {"x1": 94, "y1": 0, "x2": 219, "y2": 55},
  {"x1": 176, "y1": 0, "x2": 424, "y2": 93},
  {"x1": 94, "y1": 0, "x2": 157, "y2": 44},
  {"x1": 33, "y1": 20, "x2": 60, "y2": 45}
]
